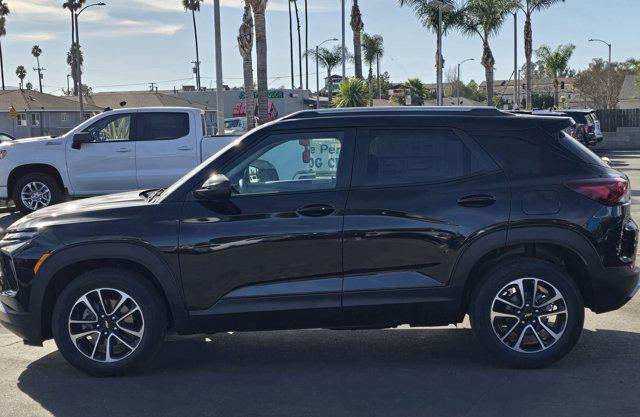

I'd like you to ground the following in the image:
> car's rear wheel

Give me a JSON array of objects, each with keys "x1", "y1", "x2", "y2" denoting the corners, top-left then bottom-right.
[
  {"x1": 469, "y1": 258, "x2": 584, "y2": 368},
  {"x1": 52, "y1": 268, "x2": 167, "y2": 377},
  {"x1": 12, "y1": 172, "x2": 62, "y2": 214}
]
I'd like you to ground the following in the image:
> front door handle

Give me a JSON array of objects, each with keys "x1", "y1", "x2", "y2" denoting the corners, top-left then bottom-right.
[
  {"x1": 177, "y1": 146, "x2": 194, "y2": 151},
  {"x1": 296, "y1": 204, "x2": 336, "y2": 217},
  {"x1": 457, "y1": 194, "x2": 496, "y2": 208},
  {"x1": 116, "y1": 148, "x2": 132, "y2": 153}
]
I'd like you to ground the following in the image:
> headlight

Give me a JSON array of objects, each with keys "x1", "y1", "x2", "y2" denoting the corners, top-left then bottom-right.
[{"x1": 0, "y1": 150, "x2": 6, "y2": 159}]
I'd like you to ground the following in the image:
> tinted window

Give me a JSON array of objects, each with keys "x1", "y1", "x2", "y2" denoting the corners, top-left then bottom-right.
[
  {"x1": 559, "y1": 131, "x2": 607, "y2": 167},
  {"x1": 86, "y1": 114, "x2": 132, "y2": 142},
  {"x1": 365, "y1": 129, "x2": 483, "y2": 186},
  {"x1": 224, "y1": 132, "x2": 344, "y2": 195},
  {"x1": 138, "y1": 112, "x2": 189, "y2": 141}
]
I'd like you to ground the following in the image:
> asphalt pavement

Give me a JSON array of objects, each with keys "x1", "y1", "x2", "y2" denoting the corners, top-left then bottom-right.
[{"x1": 0, "y1": 150, "x2": 639, "y2": 417}]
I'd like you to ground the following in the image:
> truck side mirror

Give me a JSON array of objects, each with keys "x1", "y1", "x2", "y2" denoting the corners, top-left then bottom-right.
[
  {"x1": 194, "y1": 174, "x2": 232, "y2": 201},
  {"x1": 72, "y1": 132, "x2": 93, "y2": 150}
]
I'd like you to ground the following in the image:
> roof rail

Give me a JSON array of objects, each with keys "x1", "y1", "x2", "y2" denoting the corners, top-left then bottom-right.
[{"x1": 283, "y1": 106, "x2": 512, "y2": 120}]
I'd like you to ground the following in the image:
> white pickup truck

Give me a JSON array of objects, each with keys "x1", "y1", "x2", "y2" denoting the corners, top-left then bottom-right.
[{"x1": 0, "y1": 107, "x2": 237, "y2": 213}]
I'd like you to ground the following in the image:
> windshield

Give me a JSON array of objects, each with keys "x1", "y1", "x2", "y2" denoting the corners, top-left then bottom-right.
[
  {"x1": 225, "y1": 119, "x2": 241, "y2": 129},
  {"x1": 156, "y1": 135, "x2": 245, "y2": 202}
]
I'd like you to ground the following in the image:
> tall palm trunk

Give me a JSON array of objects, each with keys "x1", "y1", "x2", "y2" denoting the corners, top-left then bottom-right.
[
  {"x1": 191, "y1": 9, "x2": 201, "y2": 90},
  {"x1": 482, "y1": 39, "x2": 495, "y2": 106},
  {"x1": 252, "y1": 3, "x2": 269, "y2": 124},
  {"x1": 70, "y1": 10, "x2": 78, "y2": 95},
  {"x1": 327, "y1": 70, "x2": 333, "y2": 104},
  {"x1": 524, "y1": 8, "x2": 533, "y2": 109},
  {"x1": 288, "y1": 0, "x2": 294, "y2": 89},
  {"x1": 304, "y1": 0, "x2": 308, "y2": 89},
  {"x1": 351, "y1": 0, "x2": 363, "y2": 79},
  {"x1": 376, "y1": 54, "x2": 381, "y2": 99},
  {"x1": 553, "y1": 74, "x2": 559, "y2": 107},
  {"x1": 0, "y1": 40, "x2": 4, "y2": 90},
  {"x1": 293, "y1": 0, "x2": 302, "y2": 89},
  {"x1": 368, "y1": 65, "x2": 373, "y2": 106},
  {"x1": 239, "y1": 3, "x2": 255, "y2": 130}
]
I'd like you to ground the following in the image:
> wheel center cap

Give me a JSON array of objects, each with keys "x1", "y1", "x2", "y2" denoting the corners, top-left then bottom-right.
[
  {"x1": 522, "y1": 307, "x2": 535, "y2": 319},
  {"x1": 103, "y1": 320, "x2": 111, "y2": 330}
]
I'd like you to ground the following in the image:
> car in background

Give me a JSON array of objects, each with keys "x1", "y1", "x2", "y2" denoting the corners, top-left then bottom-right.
[
  {"x1": 224, "y1": 117, "x2": 248, "y2": 135},
  {"x1": 0, "y1": 133, "x2": 15, "y2": 142},
  {"x1": 533, "y1": 109, "x2": 602, "y2": 147}
]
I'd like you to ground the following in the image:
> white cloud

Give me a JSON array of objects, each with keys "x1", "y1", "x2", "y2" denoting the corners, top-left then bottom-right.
[
  {"x1": 87, "y1": 21, "x2": 184, "y2": 37},
  {"x1": 8, "y1": 0, "x2": 107, "y2": 21},
  {"x1": 12, "y1": 32, "x2": 56, "y2": 42}
]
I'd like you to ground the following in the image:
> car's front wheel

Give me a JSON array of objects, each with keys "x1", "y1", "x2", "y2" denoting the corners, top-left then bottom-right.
[
  {"x1": 469, "y1": 258, "x2": 584, "y2": 368},
  {"x1": 12, "y1": 172, "x2": 62, "y2": 213},
  {"x1": 52, "y1": 268, "x2": 167, "y2": 377}
]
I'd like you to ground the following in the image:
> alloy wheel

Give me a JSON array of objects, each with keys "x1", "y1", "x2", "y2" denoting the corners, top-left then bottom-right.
[
  {"x1": 20, "y1": 181, "x2": 51, "y2": 211},
  {"x1": 490, "y1": 278, "x2": 568, "y2": 353},
  {"x1": 67, "y1": 288, "x2": 145, "y2": 363}
]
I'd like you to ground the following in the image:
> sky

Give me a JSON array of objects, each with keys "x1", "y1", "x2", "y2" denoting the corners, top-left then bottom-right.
[{"x1": 3, "y1": 0, "x2": 640, "y2": 94}]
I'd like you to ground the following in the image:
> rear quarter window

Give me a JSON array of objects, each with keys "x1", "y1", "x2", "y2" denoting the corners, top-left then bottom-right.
[{"x1": 558, "y1": 131, "x2": 607, "y2": 167}]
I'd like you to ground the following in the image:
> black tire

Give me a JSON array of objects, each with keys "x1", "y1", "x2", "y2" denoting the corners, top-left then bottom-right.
[
  {"x1": 469, "y1": 258, "x2": 584, "y2": 369},
  {"x1": 12, "y1": 172, "x2": 63, "y2": 214},
  {"x1": 52, "y1": 268, "x2": 167, "y2": 377}
]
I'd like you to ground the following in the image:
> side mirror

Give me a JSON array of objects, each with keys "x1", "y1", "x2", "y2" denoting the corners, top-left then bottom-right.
[
  {"x1": 71, "y1": 132, "x2": 93, "y2": 150},
  {"x1": 194, "y1": 174, "x2": 231, "y2": 201}
]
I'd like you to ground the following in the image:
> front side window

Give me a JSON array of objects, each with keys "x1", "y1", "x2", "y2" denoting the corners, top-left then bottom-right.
[
  {"x1": 86, "y1": 114, "x2": 132, "y2": 142},
  {"x1": 365, "y1": 129, "x2": 482, "y2": 186},
  {"x1": 137, "y1": 112, "x2": 189, "y2": 141},
  {"x1": 224, "y1": 132, "x2": 344, "y2": 195}
]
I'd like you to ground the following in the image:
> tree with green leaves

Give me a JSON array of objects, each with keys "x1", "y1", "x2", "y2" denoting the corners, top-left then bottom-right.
[
  {"x1": 455, "y1": 0, "x2": 519, "y2": 105},
  {"x1": 0, "y1": 1, "x2": 9, "y2": 90},
  {"x1": 249, "y1": 0, "x2": 268, "y2": 124},
  {"x1": 182, "y1": 0, "x2": 203, "y2": 90},
  {"x1": 16, "y1": 65, "x2": 27, "y2": 89},
  {"x1": 238, "y1": 1, "x2": 255, "y2": 130},
  {"x1": 305, "y1": 45, "x2": 346, "y2": 103},
  {"x1": 405, "y1": 78, "x2": 430, "y2": 105},
  {"x1": 332, "y1": 78, "x2": 369, "y2": 108},
  {"x1": 350, "y1": 0, "x2": 364, "y2": 79},
  {"x1": 32, "y1": 45, "x2": 44, "y2": 93},
  {"x1": 535, "y1": 43, "x2": 575, "y2": 107},
  {"x1": 519, "y1": 0, "x2": 566, "y2": 109},
  {"x1": 361, "y1": 32, "x2": 383, "y2": 105}
]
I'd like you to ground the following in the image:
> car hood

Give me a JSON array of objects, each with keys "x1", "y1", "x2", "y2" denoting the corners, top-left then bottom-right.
[{"x1": 8, "y1": 191, "x2": 151, "y2": 231}]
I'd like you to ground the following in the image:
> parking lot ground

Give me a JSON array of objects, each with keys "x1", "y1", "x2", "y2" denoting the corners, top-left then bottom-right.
[{"x1": 0, "y1": 151, "x2": 639, "y2": 417}]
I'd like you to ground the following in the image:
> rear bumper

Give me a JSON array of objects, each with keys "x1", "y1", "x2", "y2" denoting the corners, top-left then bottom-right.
[
  {"x1": 591, "y1": 266, "x2": 640, "y2": 313},
  {"x1": 0, "y1": 299, "x2": 41, "y2": 344}
]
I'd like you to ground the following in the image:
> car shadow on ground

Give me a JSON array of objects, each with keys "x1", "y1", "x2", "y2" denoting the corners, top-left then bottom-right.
[{"x1": 16, "y1": 328, "x2": 640, "y2": 417}]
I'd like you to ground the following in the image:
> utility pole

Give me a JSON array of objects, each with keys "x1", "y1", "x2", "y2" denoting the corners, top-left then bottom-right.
[
  {"x1": 341, "y1": 0, "x2": 346, "y2": 80},
  {"x1": 213, "y1": 0, "x2": 226, "y2": 135},
  {"x1": 149, "y1": 82, "x2": 157, "y2": 92},
  {"x1": 304, "y1": 0, "x2": 309, "y2": 90},
  {"x1": 33, "y1": 66, "x2": 45, "y2": 93}
]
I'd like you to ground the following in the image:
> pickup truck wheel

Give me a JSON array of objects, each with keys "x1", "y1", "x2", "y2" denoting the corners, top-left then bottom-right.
[
  {"x1": 52, "y1": 268, "x2": 167, "y2": 377},
  {"x1": 469, "y1": 258, "x2": 584, "y2": 369},
  {"x1": 12, "y1": 172, "x2": 62, "y2": 213}
]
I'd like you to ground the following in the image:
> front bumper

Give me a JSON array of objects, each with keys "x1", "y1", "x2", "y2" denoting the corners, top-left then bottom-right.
[{"x1": 0, "y1": 298, "x2": 41, "y2": 344}]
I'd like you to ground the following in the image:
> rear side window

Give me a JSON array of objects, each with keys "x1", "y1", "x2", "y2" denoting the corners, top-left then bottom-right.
[
  {"x1": 364, "y1": 129, "x2": 484, "y2": 186},
  {"x1": 559, "y1": 131, "x2": 607, "y2": 167},
  {"x1": 137, "y1": 112, "x2": 189, "y2": 141}
]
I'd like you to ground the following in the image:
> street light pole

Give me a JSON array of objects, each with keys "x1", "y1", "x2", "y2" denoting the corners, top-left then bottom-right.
[
  {"x1": 589, "y1": 38, "x2": 612, "y2": 108},
  {"x1": 74, "y1": 2, "x2": 106, "y2": 120},
  {"x1": 213, "y1": 0, "x2": 225, "y2": 134},
  {"x1": 316, "y1": 38, "x2": 338, "y2": 109},
  {"x1": 457, "y1": 58, "x2": 473, "y2": 106}
]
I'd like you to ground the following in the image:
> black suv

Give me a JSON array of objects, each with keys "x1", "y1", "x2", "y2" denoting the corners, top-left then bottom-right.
[{"x1": 0, "y1": 107, "x2": 638, "y2": 376}]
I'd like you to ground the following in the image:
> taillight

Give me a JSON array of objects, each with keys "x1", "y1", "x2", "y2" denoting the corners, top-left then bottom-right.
[{"x1": 565, "y1": 178, "x2": 629, "y2": 206}]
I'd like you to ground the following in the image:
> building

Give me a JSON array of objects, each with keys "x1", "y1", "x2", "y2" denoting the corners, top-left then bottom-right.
[
  {"x1": 479, "y1": 77, "x2": 592, "y2": 109},
  {"x1": 173, "y1": 88, "x2": 311, "y2": 122},
  {"x1": 73, "y1": 91, "x2": 217, "y2": 134},
  {"x1": 0, "y1": 89, "x2": 101, "y2": 139},
  {"x1": 618, "y1": 75, "x2": 640, "y2": 109}
]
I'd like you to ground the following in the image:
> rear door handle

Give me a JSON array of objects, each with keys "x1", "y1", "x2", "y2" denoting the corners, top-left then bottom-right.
[
  {"x1": 457, "y1": 194, "x2": 496, "y2": 208},
  {"x1": 178, "y1": 146, "x2": 194, "y2": 151},
  {"x1": 116, "y1": 148, "x2": 132, "y2": 153},
  {"x1": 297, "y1": 204, "x2": 336, "y2": 217}
]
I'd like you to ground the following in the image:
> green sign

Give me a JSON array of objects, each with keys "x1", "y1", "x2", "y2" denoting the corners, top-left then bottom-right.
[{"x1": 239, "y1": 90, "x2": 285, "y2": 100}]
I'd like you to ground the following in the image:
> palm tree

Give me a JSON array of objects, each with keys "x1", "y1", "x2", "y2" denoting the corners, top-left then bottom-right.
[
  {"x1": 535, "y1": 43, "x2": 575, "y2": 107},
  {"x1": 249, "y1": 0, "x2": 268, "y2": 124},
  {"x1": 238, "y1": 2, "x2": 255, "y2": 130},
  {"x1": 0, "y1": 1, "x2": 9, "y2": 90},
  {"x1": 16, "y1": 65, "x2": 26, "y2": 89},
  {"x1": 332, "y1": 78, "x2": 369, "y2": 108},
  {"x1": 66, "y1": 44, "x2": 83, "y2": 95},
  {"x1": 361, "y1": 33, "x2": 383, "y2": 105},
  {"x1": 63, "y1": 1, "x2": 85, "y2": 94},
  {"x1": 32, "y1": 45, "x2": 44, "y2": 93},
  {"x1": 306, "y1": 46, "x2": 344, "y2": 103},
  {"x1": 182, "y1": 0, "x2": 203, "y2": 91},
  {"x1": 350, "y1": 0, "x2": 363, "y2": 79},
  {"x1": 455, "y1": 0, "x2": 518, "y2": 105},
  {"x1": 399, "y1": 0, "x2": 457, "y2": 87},
  {"x1": 520, "y1": 0, "x2": 565, "y2": 109},
  {"x1": 406, "y1": 78, "x2": 429, "y2": 105}
]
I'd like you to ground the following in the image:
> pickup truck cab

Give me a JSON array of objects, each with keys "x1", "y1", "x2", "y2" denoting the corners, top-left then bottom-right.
[{"x1": 0, "y1": 107, "x2": 236, "y2": 213}]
